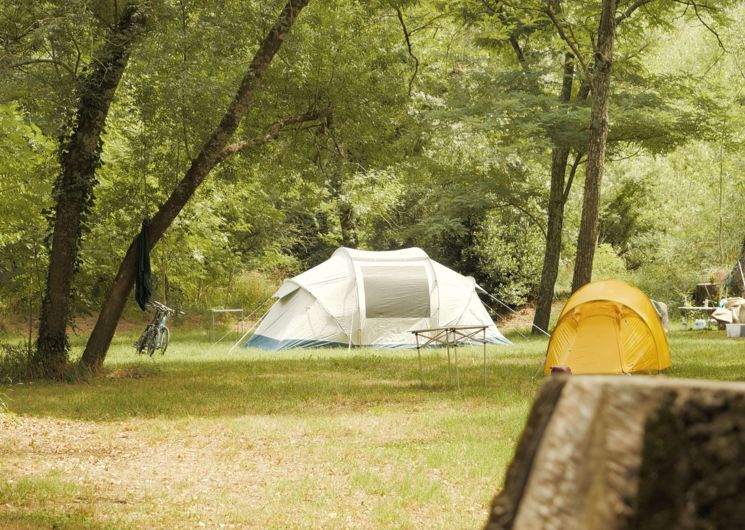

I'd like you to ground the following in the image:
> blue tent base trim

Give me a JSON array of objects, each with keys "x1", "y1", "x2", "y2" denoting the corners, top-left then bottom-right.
[
  {"x1": 244, "y1": 335, "x2": 346, "y2": 350},
  {"x1": 244, "y1": 334, "x2": 511, "y2": 351}
]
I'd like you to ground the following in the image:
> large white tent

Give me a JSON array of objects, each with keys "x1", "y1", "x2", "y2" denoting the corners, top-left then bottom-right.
[{"x1": 244, "y1": 247, "x2": 510, "y2": 350}]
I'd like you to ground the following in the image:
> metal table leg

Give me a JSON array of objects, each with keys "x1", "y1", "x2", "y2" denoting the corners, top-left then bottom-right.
[
  {"x1": 483, "y1": 327, "x2": 487, "y2": 385},
  {"x1": 446, "y1": 330, "x2": 452, "y2": 385},
  {"x1": 454, "y1": 336, "x2": 460, "y2": 390},
  {"x1": 416, "y1": 333, "x2": 423, "y2": 387}
]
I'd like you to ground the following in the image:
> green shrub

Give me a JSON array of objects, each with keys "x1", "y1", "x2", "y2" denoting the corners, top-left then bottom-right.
[{"x1": 0, "y1": 342, "x2": 32, "y2": 384}]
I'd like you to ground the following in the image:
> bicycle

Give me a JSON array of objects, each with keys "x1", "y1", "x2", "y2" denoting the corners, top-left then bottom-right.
[{"x1": 134, "y1": 301, "x2": 179, "y2": 356}]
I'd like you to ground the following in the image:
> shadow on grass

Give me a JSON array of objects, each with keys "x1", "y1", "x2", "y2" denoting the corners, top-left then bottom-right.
[{"x1": 0, "y1": 354, "x2": 544, "y2": 421}]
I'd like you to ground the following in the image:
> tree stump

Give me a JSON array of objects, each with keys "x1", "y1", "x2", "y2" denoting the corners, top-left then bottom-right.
[{"x1": 485, "y1": 376, "x2": 745, "y2": 530}]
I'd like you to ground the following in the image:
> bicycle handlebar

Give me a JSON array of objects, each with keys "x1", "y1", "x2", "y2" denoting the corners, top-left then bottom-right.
[{"x1": 149, "y1": 300, "x2": 183, "y2": 315}]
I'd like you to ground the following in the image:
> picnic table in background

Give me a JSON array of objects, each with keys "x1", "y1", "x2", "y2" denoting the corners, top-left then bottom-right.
[{"x1": 678, "y1": 306, "x2": 717, "y2": 330}]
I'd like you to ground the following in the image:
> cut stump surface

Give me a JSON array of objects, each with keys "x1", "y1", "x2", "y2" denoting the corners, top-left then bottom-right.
[{"x1": 485, "y1": 376, "x2": 745, "y2": 530}]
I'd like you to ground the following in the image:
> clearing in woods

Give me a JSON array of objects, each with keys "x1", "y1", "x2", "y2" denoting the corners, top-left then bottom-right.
[{"x1": 1, "y1": 330, "x2": 744, "y2": 529}]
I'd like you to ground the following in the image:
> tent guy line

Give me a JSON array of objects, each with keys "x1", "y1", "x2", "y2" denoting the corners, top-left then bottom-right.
[{"x1": 481, "y1": 291, "x2": 551, "y2": 337}]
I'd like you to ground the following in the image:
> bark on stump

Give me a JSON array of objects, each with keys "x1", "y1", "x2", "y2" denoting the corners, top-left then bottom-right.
[{"x1": 485, "y1": 376, "x2": 745, "y2": 530}]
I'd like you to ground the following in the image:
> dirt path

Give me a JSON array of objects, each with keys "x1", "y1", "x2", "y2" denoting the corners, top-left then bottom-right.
[
  {"x1": 1, "y1": 414, "x2": 347, "y2": 528},
  {"x1": 0, "y1": 412, "x2": 493, "y2": 529}
]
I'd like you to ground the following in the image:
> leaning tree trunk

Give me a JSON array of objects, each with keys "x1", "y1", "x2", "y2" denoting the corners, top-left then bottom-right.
[
  {"x1": 80, "y1": 0, "x2": 312, "y2": 372},
  {"x1": 485, "y1": 376, "x2": 745, "y2": 530},
  {"x1": 33, "y1": 6, "x2": 145, "y2": 378},
  {"x1": 532, "y1": 54, "x2": 574, "y2": 334},
  {"x1": 571, "y1": 0, "x2": 616, "y2": 293}
]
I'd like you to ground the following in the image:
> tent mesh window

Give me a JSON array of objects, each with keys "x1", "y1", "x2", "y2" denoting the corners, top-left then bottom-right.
[{"x1": 361, "y1": 265, "x2": 430, "y2": 318}]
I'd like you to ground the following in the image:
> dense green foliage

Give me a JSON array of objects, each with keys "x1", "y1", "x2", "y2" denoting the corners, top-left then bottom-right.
[{"x1": 1, "y1": 0, "x2": 744, "y2": 323}]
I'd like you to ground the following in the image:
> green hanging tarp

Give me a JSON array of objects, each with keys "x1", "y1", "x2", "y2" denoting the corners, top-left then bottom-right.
[{"x1": 135, "y1": 219, "x2": 152, "y2": 310}]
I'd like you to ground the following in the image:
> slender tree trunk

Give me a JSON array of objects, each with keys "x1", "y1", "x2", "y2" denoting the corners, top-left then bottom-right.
[
  {"x1": 532, "y1": 54, "x2": 574, "y2": 334},
  {"x1": 328, "y1": 128, "x2": 358, "y2": 248},
  {"x1": 339, "y1": 199, "x2": 359, "y2": 248},
  {"x1": 328, "y1": 170, "x2": 358, "y2": 248},
  {"x1": 33, "y1": 6, "x2": 145, "y2": 378},
  {"x1": 571, "y1": 0, "x2": 617, "y2": 292},
  {"x1": 729, "y1": 238, "x2": 745, "y2": 296},
  {"x1": 80, "y1": 0, "x2": 312, "y2": 371},
  {"x1": 532, "y1": 150, "x2": 569, "y2": 333}
]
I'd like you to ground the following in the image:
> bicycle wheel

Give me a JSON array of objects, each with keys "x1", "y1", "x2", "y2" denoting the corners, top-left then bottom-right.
[
  {"x1": 159, "y1": 326, "x2": 170, "y2": 355},
  {"x1": 146, "y1": 339, "x2": 157, "y2": 356},
  {"x1": 134, "y1": 334, "x2": 145, "y2": 354},
  {"x1": 144, "y1": 325, "x2": 158, "y2": 356},
  {"x1": 135, "y1": 325, "x2": 152, "y2": 354}
]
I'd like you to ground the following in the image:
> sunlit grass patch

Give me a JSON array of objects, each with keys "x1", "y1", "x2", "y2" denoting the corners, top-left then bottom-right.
[{"x1": 0, "y1": 472, "x2": 123, "y2": 530}]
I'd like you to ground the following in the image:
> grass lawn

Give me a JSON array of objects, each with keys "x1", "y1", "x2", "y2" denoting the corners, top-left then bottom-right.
[{"x1": 1, "y1": 328, "x2": 745, "y2": 529}]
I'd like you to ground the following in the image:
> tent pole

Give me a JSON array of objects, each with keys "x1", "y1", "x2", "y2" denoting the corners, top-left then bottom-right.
[
  {"x1": 454, "y1": 331, "x2": 460, "y2": 390},
  {"x1": 445, "y1": 329, "x2": 452, "y2": 387},
  {"x1": 348, "y1": 301, "x2": 354, "y2": 352},
  {"x1": 349, "y1": 278, "x2": 360, "y2": 352}
]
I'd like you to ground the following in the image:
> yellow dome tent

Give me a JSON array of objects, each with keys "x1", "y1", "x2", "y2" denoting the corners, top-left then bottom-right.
[{"x1": 544, "y1": 280, "x2": 671, "y2": 375}]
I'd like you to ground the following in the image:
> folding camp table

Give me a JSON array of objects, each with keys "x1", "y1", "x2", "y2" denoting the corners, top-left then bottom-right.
[
  {"x1": 411, "y1": 325, "x2": 489, "y2": 389},
  {"x1": 678, "y1": 306, "x2": 717, "y2": 330}
]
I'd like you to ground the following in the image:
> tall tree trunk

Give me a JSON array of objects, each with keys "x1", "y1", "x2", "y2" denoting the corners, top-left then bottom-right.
[
  {"x1": 80, "y1": 0, "x2": 312, "y2": 372},
  {"x1": 729, "y1": 238, "x2": 745, "y2": 296},
  {"x1": 33, "y1": 6, "x2": 145, "y2": 378},
  {"x1": 328, "y1": 170, "x2": 358, "y2": 248},
  {"x1": 571, "y1": 0, "x2": 617, "y2": 292},
  {"x1": 339, "y1": 199, "x2": 358, "y2": 248},
  {"x1": 532, "y1": 54, "x2": 574, "y2": 334}
]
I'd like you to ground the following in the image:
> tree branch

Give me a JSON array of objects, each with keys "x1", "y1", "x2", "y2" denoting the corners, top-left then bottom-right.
[
  {"x1": 615, "y1": 0, "x2": 656, "y2": 25},
  {"x1": 482, "y1": 0, "x2": 529, "y2": 71},
  {"x1": 217, "y1": 111, "x2": 325, "y2": 164},
  {"x1": 5, "y1": 58, "x2": 76, "y2": 76},
  {"x1": 673, "y1": 0, "x2": 726, "y2": 50},
  {"x1": 501, "y1": 199, "x2": 548, "y2": 240},
  {"x1": 396, "y1": 7, "x2": 419, "y2": 96},
  {"x1": 563, "y1": 150, "x2": 585, "y2": 203},
  {"x1": 545, "y1": 6, "x2": 590, "y2": 80},
  {"x1": 499, "y1": 13, "x2": 529, "y2": 71},
  {"x1": 409, "y1": 14, "x2": 446, "y2": 35}
]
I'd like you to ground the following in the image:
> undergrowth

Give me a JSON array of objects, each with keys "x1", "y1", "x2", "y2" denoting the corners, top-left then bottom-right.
[
  {"x1": 0, "y1": 342, "x2": 33, "y2": 384},
  {"x1": 0, "y1": 342, "x2": 93, "y2": 385}
]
